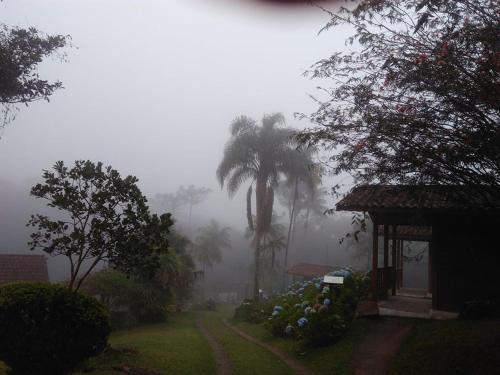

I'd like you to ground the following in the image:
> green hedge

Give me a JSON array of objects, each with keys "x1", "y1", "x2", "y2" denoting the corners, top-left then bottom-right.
[{"x1": 0, "y1": 282, "x2": 111, "y2": 375}]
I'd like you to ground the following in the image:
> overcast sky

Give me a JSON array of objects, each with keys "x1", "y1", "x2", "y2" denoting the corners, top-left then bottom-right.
[{"x1": 1, "y1": 0, "x2": 352, "y2": 231}]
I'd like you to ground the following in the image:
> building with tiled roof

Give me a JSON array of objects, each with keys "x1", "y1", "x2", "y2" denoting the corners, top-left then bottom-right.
[
  {"x1": 337, "y1": 185, "x2": 500, "y2": 212},
  {"x1": 287, "y1": 262, "x2": 334, "y2": 280},
  {"x1": 337, "y1": 185, "x2": 500, "y2": 316},
  {"x1": 0, "y1": 254, "x2": 49, "y2": 285}
]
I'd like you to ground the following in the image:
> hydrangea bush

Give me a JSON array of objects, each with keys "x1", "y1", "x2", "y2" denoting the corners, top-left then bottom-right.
[{"x1": 261, "y1": 268, "x2": 369, "y2": 347}]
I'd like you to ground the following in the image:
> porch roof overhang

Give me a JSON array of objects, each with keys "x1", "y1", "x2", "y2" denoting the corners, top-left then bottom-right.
[{"x1": 336, "y1": 185, "x2": 500, "y2": 225}]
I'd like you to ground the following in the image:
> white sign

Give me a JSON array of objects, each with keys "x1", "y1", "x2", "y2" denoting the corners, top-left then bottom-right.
[{"x1": 323, "y1": 275, "x2": 344, "y2": 284}]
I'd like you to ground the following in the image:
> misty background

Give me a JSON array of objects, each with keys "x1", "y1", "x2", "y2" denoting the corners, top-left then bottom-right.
[{"x1": 1, "y1": 1, "x2": 427, "y2": 296}]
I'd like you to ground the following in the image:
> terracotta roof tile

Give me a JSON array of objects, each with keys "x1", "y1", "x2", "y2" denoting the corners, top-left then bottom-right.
[
  {"x1": 286, "y1": 263, "x2": 334, "y2": 278},
  {"x1": 336, "y1": 185, "x2": 500, "y2": 212},
  {"x1": 0, "y1": 254, "x2": 49, "y2": 284}
]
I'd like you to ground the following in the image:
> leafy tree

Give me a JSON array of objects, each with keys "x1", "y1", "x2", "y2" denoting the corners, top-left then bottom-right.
[
  {"x1": 156, "y1": 230, "x2": 196, "y2": 305},
  {"x1": 27, "y1": 160, "x2": 173, "y2": 291},
  {"x1": 217, "y1": 113, "x2": 303, "y2": 299},
  {"x1": 299, "y1": 0, "x2": 500, "y2": 187},
  {"x1": 0, "y1": 18, "x2": 69, "y2": 126},
  {"x1": 84, "y1": 230, "x2": 195, "y2": 327}
]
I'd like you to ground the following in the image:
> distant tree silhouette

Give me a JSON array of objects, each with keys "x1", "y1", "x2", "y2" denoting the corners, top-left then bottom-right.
[
  {"x1": 178, "y1": 185, "x2": 211, "y2": 235},
  {"x1": 192, "y1": 220, "x2": 231, "y2": 275}
]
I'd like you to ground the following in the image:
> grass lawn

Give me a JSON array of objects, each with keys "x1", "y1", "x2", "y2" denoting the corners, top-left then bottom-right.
[
  {"x1": 77, "y1": 311, "x2": 217, "y2": 375},
  {"x1": 229, "y1": 309, "x2": 374, "y2": 375},
  {"x1": 1, "y1": 312, "x2": 217, "y2": 375},
  {"x1": 389, "y1": 318, "x2": 500, "y2": 375},
  {"x1": 0, "y1": 305, "x2": 299, "y2": 375},
  {"x1": 200, "y1": 310, "x2": 294, "y2": 375}
]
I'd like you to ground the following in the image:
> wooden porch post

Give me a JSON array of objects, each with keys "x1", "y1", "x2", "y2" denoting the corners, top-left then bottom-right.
[
  {"x1": 430, "y1": 234, "x2": 438, "y2": 310},
  {"x1": 399, "y1": 240, "x2": 404, "y2": 288},
  {"x1": 428, "y1": 241, "x2": 432, "y2": 295},
  {"x1": 383, "y1": 224, "x2": 389, "y2": 268},
  {"x1": 392, "y1": 225, "x2": 397, "y2": 296},
  {"x1": 396, "y1": 239, "x2": 401, "y2": 288},
  {"x1": 383, "y1": 224, "x2": 389, "y2": 298},
  {"x1": 372, "y1": 222, "x2": 379, "y2": 301}
]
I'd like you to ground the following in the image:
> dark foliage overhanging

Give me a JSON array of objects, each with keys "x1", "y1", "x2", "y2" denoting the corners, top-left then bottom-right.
[
  {"x1": 0, "y1": 23, "x2": 68, "y2": 124},
  {"x1": 298, "y1": 0, "x2": 499, "y2": 186}
]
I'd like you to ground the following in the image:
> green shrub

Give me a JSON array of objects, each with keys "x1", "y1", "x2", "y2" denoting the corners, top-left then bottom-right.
[
  {"x1": 0, "y1": 282, "x2": 111, "y2": 375},
  {"x1": 301, "y1": 312, "x2": 347, "y2": 347},
  {"x1": 193, "y1": 298, "x2": 217, "y2": 311},
  {"x1": 83, "y1": 269, "x2": 168, "y2": 328},
  {"x1": 234, "y1": 300, "x2": 270, "y2": 323},
  {"x1": 264, "y1": 269, "x2": 369, "y2": 347}
]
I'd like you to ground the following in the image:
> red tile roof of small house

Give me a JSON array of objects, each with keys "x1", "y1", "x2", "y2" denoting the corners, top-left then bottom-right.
[
  {"x1": 336, "y1": 185, "x2": 500, "y2": 212},
  {"x1": 0, "y1": 254, "x2": 49, "y2": 285},
  {"x1": 287, "y1": 263, "x2": 334, "y2": 278}
]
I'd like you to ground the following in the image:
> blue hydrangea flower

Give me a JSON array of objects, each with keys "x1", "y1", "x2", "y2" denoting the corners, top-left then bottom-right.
[
  {"x1": 315, "y1": 283, "x2": 321, "y2": 290},
  {"x1": 297, "y1": 317, "x2": 308, "y2": 327},
  {"x1": 323, "y1": 298, "x2": 331, "y2": 306},
  {"x1": 272, "y1": 310, "x2": 280, "y2": 317},
  {"x1": 274, "y1": 305, "x2": 283, "y2": 312}
]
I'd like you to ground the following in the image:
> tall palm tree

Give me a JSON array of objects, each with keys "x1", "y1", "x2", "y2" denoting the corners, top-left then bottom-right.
[
  {"x1": 192, "y1": 219, "x2": 231, "y2": 274},
  {"x1": 217, "y1": 113, "x2": 303, "y2": 300},
  {"x1": 276, "y1": 148, "x2": 320, "y2": 288},
  {"x1": 191, "y1": 219, "x2": 231, "y2": 300}
]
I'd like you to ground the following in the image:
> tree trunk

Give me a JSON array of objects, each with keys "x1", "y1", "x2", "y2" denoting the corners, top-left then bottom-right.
[
  {"x1": 253, "y1": 174, "x2": 267, "y2": 301},
  {"x1": 202, "y1": 262, "x2": 206, "y2": 301},
  {"x1": 254, "y1": 235, "x2": 261, "y2": 300},
  {"x1": 188, "y1": 202, "x2": 193, "y2": 236},
  {"x1": 304, "y1": 207, "x2": 310, "y2": 236},
  {"x1": 246, "y1": 184, "x2": 254, "y2": 232},
  {"x1": 282, "y1": 177, "x2": 299, "y2": 290}
]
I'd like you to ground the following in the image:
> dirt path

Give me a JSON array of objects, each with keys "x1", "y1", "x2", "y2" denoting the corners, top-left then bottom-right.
[
  {"x1": 222, "y1": 319, "x2": 315, "y2": 375},
  {"x1": 195, "y1": 315, "x2": 234, "y2": 375},
  {"x1": 350, "y1": 319, "x2": 413, "y2": 375}
]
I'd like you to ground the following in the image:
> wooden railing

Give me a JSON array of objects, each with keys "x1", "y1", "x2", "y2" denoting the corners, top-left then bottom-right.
[{"x1": 377, "y1": 267, "x2": 395, "y2": 300}]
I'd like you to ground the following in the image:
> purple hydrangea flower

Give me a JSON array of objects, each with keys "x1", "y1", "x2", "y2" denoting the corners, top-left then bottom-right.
[{"x1": 297, "y1": 317, "x2": 308, "y2": 327}]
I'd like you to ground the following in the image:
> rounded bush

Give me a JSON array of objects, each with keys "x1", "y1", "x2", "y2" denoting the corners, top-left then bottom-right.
[{"x1": 0, "y1": 282, "x2": 111, "y2": 375}]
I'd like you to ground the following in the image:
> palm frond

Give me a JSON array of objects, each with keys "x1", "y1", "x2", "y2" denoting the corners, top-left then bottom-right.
[
  {"x1": 231, "y1": 116, "x2": 257, "y2": 136},
  {"x1": 227, "y1": 166, "x2": 255, "y2": 197}
]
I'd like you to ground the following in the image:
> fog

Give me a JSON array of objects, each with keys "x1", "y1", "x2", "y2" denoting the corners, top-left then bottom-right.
[{"x1": 0, "y1": 0, "x2": 367, "y2": 290}]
